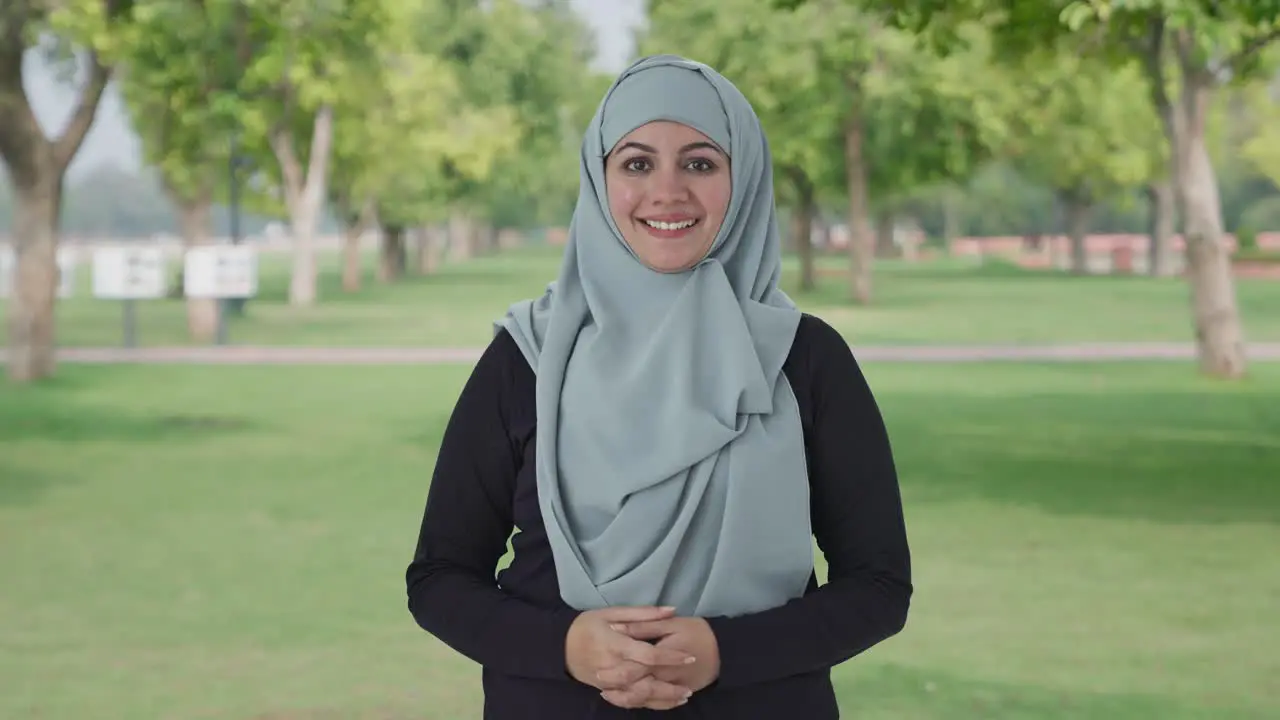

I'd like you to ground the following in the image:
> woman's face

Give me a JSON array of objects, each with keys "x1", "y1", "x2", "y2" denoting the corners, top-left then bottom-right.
[{"x1": 605, "y1": 121, "x2": 731, "y2": 273}]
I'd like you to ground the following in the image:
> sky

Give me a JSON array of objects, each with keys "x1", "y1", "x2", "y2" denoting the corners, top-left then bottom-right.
[{"x1": 23, "y1": 0, "x2": 645, "y2": 180}]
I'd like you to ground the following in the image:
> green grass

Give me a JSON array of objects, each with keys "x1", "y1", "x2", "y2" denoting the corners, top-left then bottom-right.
[
  {"x1": 5, "y1": 246, "x2": 1280, "y2": 348},
  {"x1": 2, "y1": 362, "x2": 1277, "y2": 719}
]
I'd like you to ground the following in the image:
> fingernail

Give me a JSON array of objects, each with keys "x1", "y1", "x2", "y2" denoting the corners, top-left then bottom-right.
[{"x1": 684, "y1": 656, "x2": 697, "y2": 664}]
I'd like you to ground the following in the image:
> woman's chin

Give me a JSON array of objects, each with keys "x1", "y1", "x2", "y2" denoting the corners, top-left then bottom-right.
[{"x1": 632, "y1": 238, "x2": 710, "y2": 274}]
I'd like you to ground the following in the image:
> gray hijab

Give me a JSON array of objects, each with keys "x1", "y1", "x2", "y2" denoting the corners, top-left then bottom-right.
[{"x1": 498, "y1": 55, "x2": 813, "y2": 618}]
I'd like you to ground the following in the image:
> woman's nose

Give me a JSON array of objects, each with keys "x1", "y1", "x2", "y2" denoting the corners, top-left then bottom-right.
[{"x1": 648, "y1": 167, "x2": 690, "y2": 202}]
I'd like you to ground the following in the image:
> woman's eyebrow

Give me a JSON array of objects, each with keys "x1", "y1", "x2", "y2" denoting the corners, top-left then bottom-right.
[{"x1": 613, "y1": 141, "x2": 725, "y2": 155}]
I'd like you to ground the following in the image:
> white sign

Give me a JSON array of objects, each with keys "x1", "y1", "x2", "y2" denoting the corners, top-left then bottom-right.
[
  {"x1": 184, "y1": 246, "x2": 258, "y2": 299},
  {"x1": 0, "y1": 246, "x2": 77, "y2": 298},
  {"x1": 93, "y1": 246, "x2": 168, "y2": 299}
]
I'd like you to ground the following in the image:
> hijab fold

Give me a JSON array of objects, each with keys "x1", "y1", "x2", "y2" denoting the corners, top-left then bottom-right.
[{"x1": 498, "y1": 55, "x2": 813, "y2": 618}]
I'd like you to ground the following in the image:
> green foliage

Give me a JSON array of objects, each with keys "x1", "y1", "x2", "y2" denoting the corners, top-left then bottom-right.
[
  {"x1": 1237, "y1": 195, "x2": 1280, "y2": 234},
  {"x1": 117, "y1": 0, "x2": 244, "y2": 201},
  {"x1": 644, "y1": 0, "x2": 1009, "y2": 210},
  {"x1": 1238, "y1": 76, "x2": 1280, "y2": 188},
  {"x1": 1000, "y1": 49, "x2": 1165, "y2": 203},
  {"x1": 407, "y1": 0, "x2": 601, "y2": 225},
  {"x1": 463, "y1": 0, "x2": 603, "y2": 226},
  {"x1": 1059, "y1": 0, "x2": 1280, "y2": 82},
  {"x1": 43, "y1": 0, "x2": 138, "y2": 62},
  {"x1": 327, "y1": 3, "x2": 520, "y2": 227}
]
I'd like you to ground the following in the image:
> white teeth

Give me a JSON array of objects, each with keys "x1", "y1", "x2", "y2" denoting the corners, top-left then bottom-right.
[{"x1": 644, "y1": 219, "x2": 697, "y2": 230}]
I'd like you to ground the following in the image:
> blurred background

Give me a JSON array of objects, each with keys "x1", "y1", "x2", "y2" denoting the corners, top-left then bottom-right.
[{"x1": 1, "y1": 0, "x2": 1277, "y2": 718}]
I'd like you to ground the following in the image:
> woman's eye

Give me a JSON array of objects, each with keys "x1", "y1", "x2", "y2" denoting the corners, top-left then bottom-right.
[
  {"x1": 623, "y1": 158, "x2": 650, "y2": 173},
  {"x1": 687, "y1": 158, "x2": 716, "y2": 173}
]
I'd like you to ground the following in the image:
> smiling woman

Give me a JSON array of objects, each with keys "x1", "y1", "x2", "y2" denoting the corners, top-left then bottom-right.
[{"x1": 405, "y1": 54, "x2": 912, "y2": 720}]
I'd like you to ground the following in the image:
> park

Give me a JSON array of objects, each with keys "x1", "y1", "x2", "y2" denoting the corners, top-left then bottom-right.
[{"x1": 3, "y1": 0, "x2": 1280, "y2": 718}]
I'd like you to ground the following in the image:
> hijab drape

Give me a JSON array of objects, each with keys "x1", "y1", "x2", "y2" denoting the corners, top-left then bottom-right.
[{"x1": 498, "y1": 55, "x2": 813, "y2": 618}]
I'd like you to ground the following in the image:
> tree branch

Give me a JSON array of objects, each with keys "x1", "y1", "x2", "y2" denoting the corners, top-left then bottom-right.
[
  {"x1": 302, "y1": 104, "x2": 334, "y2": 203},
  {"x1": 1140, "y1": 16, "x2": 1173, "y2": 117},
  {"x1": 1218, "y1": 25, "x2": 1280, "y2": 74},
  {"x1": 0, "y1": 1, "x2": 43, "y2": 179},
  {"x1": 269, "y1": 124, "x2": 305, "y2": 211},
  {"x1": 52, "y1": 50, "x2": 111, "y2": 172}
]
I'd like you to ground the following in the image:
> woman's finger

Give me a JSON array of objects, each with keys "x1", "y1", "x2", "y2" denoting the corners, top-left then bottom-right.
[
  {"x1": 594, "y1": 660, "x2": 648, "y2": 689},
  {"x1": 600, "y1": 678, "x2": 691, "y2": 710},
  {"x1": 616, "y1": 636, "x2": 695, "y2": 667},
  {"x1": 617, "y1": 619, "x2": 679, "y2": 640}
]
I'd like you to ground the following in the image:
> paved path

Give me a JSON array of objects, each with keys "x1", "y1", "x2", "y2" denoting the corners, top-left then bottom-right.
[{"x1": 3, "y1": 342, "x2": 1279, "y2": 365}]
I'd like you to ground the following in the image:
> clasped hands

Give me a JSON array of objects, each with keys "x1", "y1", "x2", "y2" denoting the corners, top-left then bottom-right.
[{"x1": 565, "y1": 605, "x2": 720, "y2": 711}]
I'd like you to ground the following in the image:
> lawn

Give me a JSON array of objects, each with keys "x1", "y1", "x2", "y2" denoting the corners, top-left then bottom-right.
[
  {"x1": 4, "y1": 246, "x2": 1280, "y2": 348},
  {"x1": 1, "y1": 361, "x2": 1277, "y2": 719}
]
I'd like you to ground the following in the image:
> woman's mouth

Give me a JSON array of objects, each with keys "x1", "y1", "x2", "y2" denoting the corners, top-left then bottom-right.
[{"x1": 640, "y1": 217, "x2": 700, "y2": 239}]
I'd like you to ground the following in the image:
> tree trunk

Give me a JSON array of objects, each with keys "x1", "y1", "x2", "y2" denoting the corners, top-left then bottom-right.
[
  {"x1": 417, "y1": 226, "x2": 445, "y2": 274},
  {"x1": 1177, "y1": 119, "x2": 1246, "y2": 377},
  {"x1": 785, "y1": 167, "x2": 816, "y2": 292},
  {"x1": 0, "y1": 42, "x2": 111, "y2": 382},
  {"x1": 342, "y1": 225, "x2": 362, "y2": 292},
  {"x1": 874, "y1": 207, "x2": 898, "y2": 259},
  {"x1": 270, "y1": 105, "x2": 335, "y2": 308},
  {"x1": 340, "y1": 197, "x2": 376, "y2": 293},
  {"x1": 942, "y1": 186, "x2": 961, "y2": 251},
  {"x1": 6, "y1": 180, "x2": 61, "y2": 380},
  {"x1": 794, "y1": 204, "x2": 815, "y2": 292},
  {"x1": 448, "y1": 209, "x2": 473, "y2": 262},
  {"x1": 1170, "y1": 35, "x2": 1247, "y2": 378},
  {"x1": 174, "y1": 190, "x2": 218, "y2": 343},
  {"x1": 378, "y1": 224, "x2": 407, "y2": 282},
  {"x1": 1060, "y1": 190, "x2": 1092, "y2": 275},
  {"x1": 474, "y1": 222, "x2": 496, "y2": 254},
  {"x1": 1140, "y1": 21, "x2": 1182, "y2": 281},
  {"x1": 1143, "y1": 25, "x2": 1247, "y2": 377},
  {"x1": 1145, "y1": 178, "x2": 1176, "y2": 276},
  {"x1": 843, "y1": 112, "x2": 874, "y2": 304}
]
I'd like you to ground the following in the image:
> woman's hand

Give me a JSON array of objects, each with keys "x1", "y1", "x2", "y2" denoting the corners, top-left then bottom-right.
[
  {"x1": 565, "y1": 606, "x2": 697, "y2": 710},
  {"x1": 599, "y1": 616, "x2": 721, "y2": 710}
]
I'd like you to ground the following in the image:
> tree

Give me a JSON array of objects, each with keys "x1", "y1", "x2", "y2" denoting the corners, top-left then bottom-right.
[
  {"x1": 324, "y1": 12, "x2": 515, "y2": 286},
  {"x1": 649, "y1": 0, "x2": 1008, "y2": 303},
  {"x1": 0, "y1": 0, "x2": 134, "y2": 381},
  {"x1": 409, "y1": 0, "x2": 593, "y2": 262},
  {"x1": 469, "y1": 0, "x2": 603, "y2": 235},
  {"x1": 1238, "y1": 69, "x2": 1280, "y2": 191},
  {"x1": 1000, "y1": 49, "x2": 1164, "y2": 272},
  {"x1": 228, "y1": 0, "x2": 400, "y2": 308},
  {"x1": 798, "y1": 0, "x2": 1280, "y2": 376},
  {"x1": 119, "y1": 0, "x2": 252, "y2": 342}
]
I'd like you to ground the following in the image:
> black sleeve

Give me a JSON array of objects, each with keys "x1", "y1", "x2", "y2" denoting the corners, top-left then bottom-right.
[
  {"x1": 405, "y1": 331, "x2": 580, "y2": 681},
  {"x1": 705, "y1": 318, "x2": 913, "y2": 688}
]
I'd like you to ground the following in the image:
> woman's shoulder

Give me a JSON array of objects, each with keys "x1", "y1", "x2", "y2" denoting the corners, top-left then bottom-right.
[
  {"x1": 468, "y1": 327, "x2": 537, "y2": 396},
  {"x1": 793, "y1": 312, "x2": 859, "y2": 370}
]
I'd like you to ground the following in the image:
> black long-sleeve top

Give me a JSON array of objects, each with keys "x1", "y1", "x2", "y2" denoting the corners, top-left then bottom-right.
[{"x1": 405, "y1": 313, "x2": 912, "y2": 719}]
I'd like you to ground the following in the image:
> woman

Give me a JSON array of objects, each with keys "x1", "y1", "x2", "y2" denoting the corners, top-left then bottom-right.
[{"x1": 406, "y1": 54, "x2": 912, "y2": 718}]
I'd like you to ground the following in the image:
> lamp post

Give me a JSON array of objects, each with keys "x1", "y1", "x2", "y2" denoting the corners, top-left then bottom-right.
[
  {"x1": 214, "y1": 3, "x2": 253, "y2": 344},
  {"x1": 226, "y1": 130, "x2": 246, "y2": 316},
  {"x1": 214, "y1": 130, "x2": 242, "y2": 346}
]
